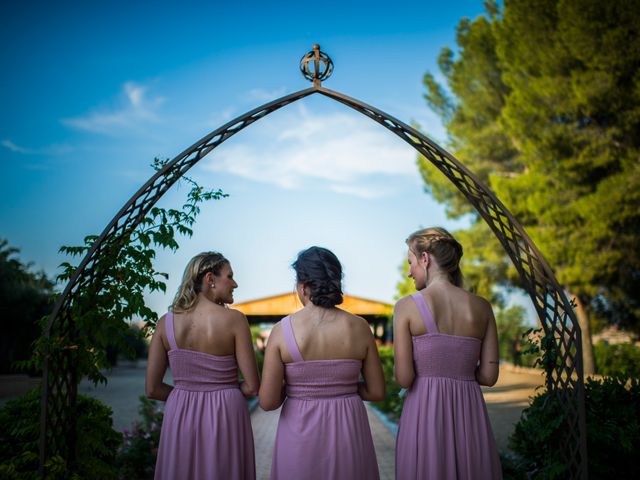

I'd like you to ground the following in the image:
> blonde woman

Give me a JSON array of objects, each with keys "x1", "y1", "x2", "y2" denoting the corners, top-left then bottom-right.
[
  {"x1": 394, "y1": 228, "x2": 502, "y2": 479},
  {"x1": 146, "y1": 252, "x2": 259, "y2": 480}
]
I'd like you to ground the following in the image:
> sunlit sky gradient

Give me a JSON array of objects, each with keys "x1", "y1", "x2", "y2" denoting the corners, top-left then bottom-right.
[{"x1": 2, "y1": 1, "x2": 535, "y2": 317}]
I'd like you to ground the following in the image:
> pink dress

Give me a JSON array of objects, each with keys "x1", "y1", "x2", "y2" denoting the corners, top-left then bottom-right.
[
  {"x1": 396, "y1": 292, "x2": 502, "y2": 479},
  {"x1": 270, "y1": 315, "x2": 380, "y2": 480},
  {"x1": 154, "y1": 312, "x2": 255, "y2": 479}
]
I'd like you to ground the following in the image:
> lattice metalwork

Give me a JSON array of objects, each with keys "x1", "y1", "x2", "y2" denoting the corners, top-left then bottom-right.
[
  {"x1": 317, "y1": 87, "x2": 588, "y2": 478},
  {"x1": 40, "y1": 46, "x2": 587, "y2": 478}
]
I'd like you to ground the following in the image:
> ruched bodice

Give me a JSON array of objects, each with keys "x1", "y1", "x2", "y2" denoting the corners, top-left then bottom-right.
[
  {"x1": 168, "y1": 350, "x2": 240, "y2": 392},
  {"x1": 412, "y1": 333, "x2": 481, "y2": 381},
  {"x1": 396, "y1": 293, "x2": 502, "y2": 479},
  {"x1": 270, "y1": 315, "x2": 379, "y2": 480},
  {"x1": 284, "y1": 359, "x2": 361, "y2": 399}
]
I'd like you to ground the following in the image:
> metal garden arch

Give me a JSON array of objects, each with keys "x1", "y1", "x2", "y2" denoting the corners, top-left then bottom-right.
[{"x1": 40, "y1": 45, "x2": 588, "y2": 478}]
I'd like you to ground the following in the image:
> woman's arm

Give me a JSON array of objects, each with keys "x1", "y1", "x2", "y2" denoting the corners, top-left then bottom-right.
[
  {"x1": 145, "y1": 316, "x2": 174, "y2": 401},
  {"x1": 258, "y1": 323, "x2": 286, "y2": 411},
  {"x1": 393, "y1": 298, "x2": 416, "y2": 389},
  {"x1": 358, "y1": 333, "x2": 385, "y2": 402},
  {"x1": 234, "y1": 313, "x2": 260, "y2": 397},
  {"x1": 476, "y1": 305, "x2": 499, "y2": 386}
]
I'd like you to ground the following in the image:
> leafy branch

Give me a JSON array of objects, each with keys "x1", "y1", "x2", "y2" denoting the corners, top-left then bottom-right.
[{"x1": 24, "y1": 158, "x2": 227, "y2": 385}]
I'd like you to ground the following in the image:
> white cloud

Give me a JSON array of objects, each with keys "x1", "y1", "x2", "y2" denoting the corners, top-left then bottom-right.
[
  {"x1": 245, "y1": 87, "x2": 287, "y2": 103},
  {"x1": 2, "y1": 139, "x2": 73, "y2": 156},
  {"x1": 329, "y1": 183, "x2": 394, "y2": 199},
  {"x1": 2, "y1": 139, "x2": 31, "y2": 154},
  {"x1": 200, "y1": 104, "x2": 420, "y2": 198},
  {"x1": 125, "y1": 82, "x2": 145, "y2": 108},
  {"x1": 203, "y1": 108, "x2": 237, "y2": 130},
  {"x1": 62, "y1": 81, "x2": 164, "y2": 134}
]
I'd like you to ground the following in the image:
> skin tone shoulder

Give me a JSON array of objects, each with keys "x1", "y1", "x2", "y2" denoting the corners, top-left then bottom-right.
[
  {"x1": 145, "y1": 262, "x2": 260, "y2": 401},
  {"x1": 259, "y1": 282, "x2": 385, "y2": 410},
  {"x1": 393, "y1": 246, "x2": 499, "y2": 389}
]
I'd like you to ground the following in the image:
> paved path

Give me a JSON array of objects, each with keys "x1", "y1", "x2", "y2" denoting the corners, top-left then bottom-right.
[{"x1": 482, "y1": 364, "x2": 545, "y2": 451}]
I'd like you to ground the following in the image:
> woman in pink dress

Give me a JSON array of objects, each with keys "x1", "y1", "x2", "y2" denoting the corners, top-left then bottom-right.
[
  {"x1": 259, "y1": 246, "x2": 385, "y2": 480},
  {"x1": 146, "y1": 252, "x2": 259, "y2": 479},
  {"x1": 394, "y1": 227, "x2": 502, "y2": 479}
]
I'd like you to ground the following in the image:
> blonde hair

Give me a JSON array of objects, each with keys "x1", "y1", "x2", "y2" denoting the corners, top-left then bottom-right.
[
  {"x1": 406, "y1": 227, "x2": 464, "y2": 287},
  {"x1": 171, "y1": 252, "x2": 229, "y2": 312}
]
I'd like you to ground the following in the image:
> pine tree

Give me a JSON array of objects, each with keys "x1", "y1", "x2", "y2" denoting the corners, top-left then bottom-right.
[{"x1": 420, "y1": 0, "x2": 640, "y2": 374}]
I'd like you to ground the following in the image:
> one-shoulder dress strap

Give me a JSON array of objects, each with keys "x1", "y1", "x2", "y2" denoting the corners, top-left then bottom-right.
[
  {"x1": 165, "y1": 312, "x2": 178, "y2": 351},
  {"x1": 281, "y1": 315, "x2": 304, "y2": 362},
  {"x1": 410, "y1": 292, "x2": 439, "y2": 334}
]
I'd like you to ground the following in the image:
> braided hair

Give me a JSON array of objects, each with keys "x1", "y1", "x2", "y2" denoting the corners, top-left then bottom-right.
[
  {"x1": 171, "y1": 252, "x2": 229, "y2": 312},
  {"x1": 406, "y1": 227, "x2": 464, "y2": 287},
  {"x1": 292, "y1": 246, "x2": 344, "y2": 308}
]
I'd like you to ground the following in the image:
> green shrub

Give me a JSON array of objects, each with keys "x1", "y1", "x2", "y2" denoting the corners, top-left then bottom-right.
[
  {"x1": 0, "y1": 388, "x2": 121, "y2": 479},
  {"x1": 594, "y1": 341, "x2": 640, "y2": 378},
  {"x1": 509, "y1": 376, "x2": 640, "y2": 479},
  {"x1": 116, "y1": 396, "x2": 163, "y2": 480},
  {"x1": 372, "y1": 345, "x2": 404, "y2": 421}
]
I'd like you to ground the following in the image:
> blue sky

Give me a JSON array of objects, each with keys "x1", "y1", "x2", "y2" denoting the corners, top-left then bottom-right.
[{"x1": 1, "y1": 1, "x2": 531, "y2": 316}]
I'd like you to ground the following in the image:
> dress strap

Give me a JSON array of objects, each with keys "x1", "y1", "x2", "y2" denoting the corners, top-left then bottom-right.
[
  {"x1": 281, "y1": 315, "x2": 304, "y2": 362},
  {"x1": 410, "y1": 292, "x2": 439, "y2": 334},
  {"x1": 165, "y1": 312, "x2": 178, "y2": 351}
]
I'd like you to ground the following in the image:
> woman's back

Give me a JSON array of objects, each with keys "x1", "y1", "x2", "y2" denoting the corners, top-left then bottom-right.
[
  {"x1": 148, "y1": 252, "x2": 257, "y2": 480},
  {"x1": 284, "y1": 308, "x2": 372, "y2": 362},
  {"x1": 406, "y1": 282, "x2": 492, "y2": 340},
  {"x1": 260, "y1": 246, "x2": 383, "y2": 480},
  {"x1": 395, "y1": 227, "x2": 502, "y2": 479},
  {"x1": 170, "y1": 304, "x2": 241, "y2": 356}
]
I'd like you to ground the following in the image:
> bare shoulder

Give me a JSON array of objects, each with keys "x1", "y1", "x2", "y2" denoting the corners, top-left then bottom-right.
[
  {"x1": 153, "y1": 314, "x2": 169, "y2": 349},
  {"x1": 219, "y1": 308, "x2": 249, "y2": 333},
  {"x1": 155, "y1": 314, "x2": 167, "y2": 332},
  {"x1": 394, "y1": 294, "x2": 417, "y2": 319},
  {"x1": 343, "y1": 311, "x2": 374, "y2": 337},
  {"x1": 469, "y1": 292, "x2": 494, "y2": 318},
  {"x1": 267, "y1": 320, "x2": 284, "y2": 348},
  {"x1": 226, "y1": 307, "x2": 249, "y2": 322},
  {"x1": 394, "y1": 295, "x2": 415, "y2": 312}
]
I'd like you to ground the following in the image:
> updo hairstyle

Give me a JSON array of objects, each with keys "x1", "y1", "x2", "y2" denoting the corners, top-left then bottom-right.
[
  {"x1": 406, "y1": 227, "x2": 464, "y2": 287},
  {"x1": 292, "y1": 246, "x2": 344, "y2": 308},
  {"x1": 172, "y1": 251, "x2": 229, "y2": 312}
]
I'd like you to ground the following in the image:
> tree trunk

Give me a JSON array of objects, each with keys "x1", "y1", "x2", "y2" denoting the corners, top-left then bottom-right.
[{"x1": 571, "y1": 293, "x2": 597, "y2": 376}]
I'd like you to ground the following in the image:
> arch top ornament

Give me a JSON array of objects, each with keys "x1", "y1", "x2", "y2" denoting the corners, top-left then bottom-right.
[
  {"x1": 299, "y1": 44, "x2": 334, "y2": 87},
  {"x1": 40, "y1": 45, "x2": 587, "y2": 479}
]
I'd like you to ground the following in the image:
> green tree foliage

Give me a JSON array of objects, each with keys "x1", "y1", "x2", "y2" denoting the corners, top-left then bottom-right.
[
  {"x1": 0, "y1": 389, "x2": 121, "y2": 479},
  {"x1": 420, "y1": 0, "x2": 640, "y2": 373},
  {"x1": 23, "y1": 159, "x2": 227, "y2": 386},
  {"x1": 495, "y1": 305, "x2": 530, "y2": 366},
  {"x1": 394, "y1": 260, "x2": 415, "y2": 301},
  {"x1": 0, "y1": 240, "x2": 54, "y2": 374},
  {"x1": 373, "y1": 346, "x2": 404, "y2": 422},
  {"x1": 593, "y1": 341, "x2": 640, "y2": 379}
]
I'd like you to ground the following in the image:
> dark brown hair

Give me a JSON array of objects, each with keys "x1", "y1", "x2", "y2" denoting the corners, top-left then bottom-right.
[{"x1": 292, "y1": 246, "x2": 343, "y2": 308}]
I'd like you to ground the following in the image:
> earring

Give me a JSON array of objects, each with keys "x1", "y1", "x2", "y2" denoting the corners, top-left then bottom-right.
[{"x1": 210, "y1": 283, "x2": 215, "y2": 289}]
